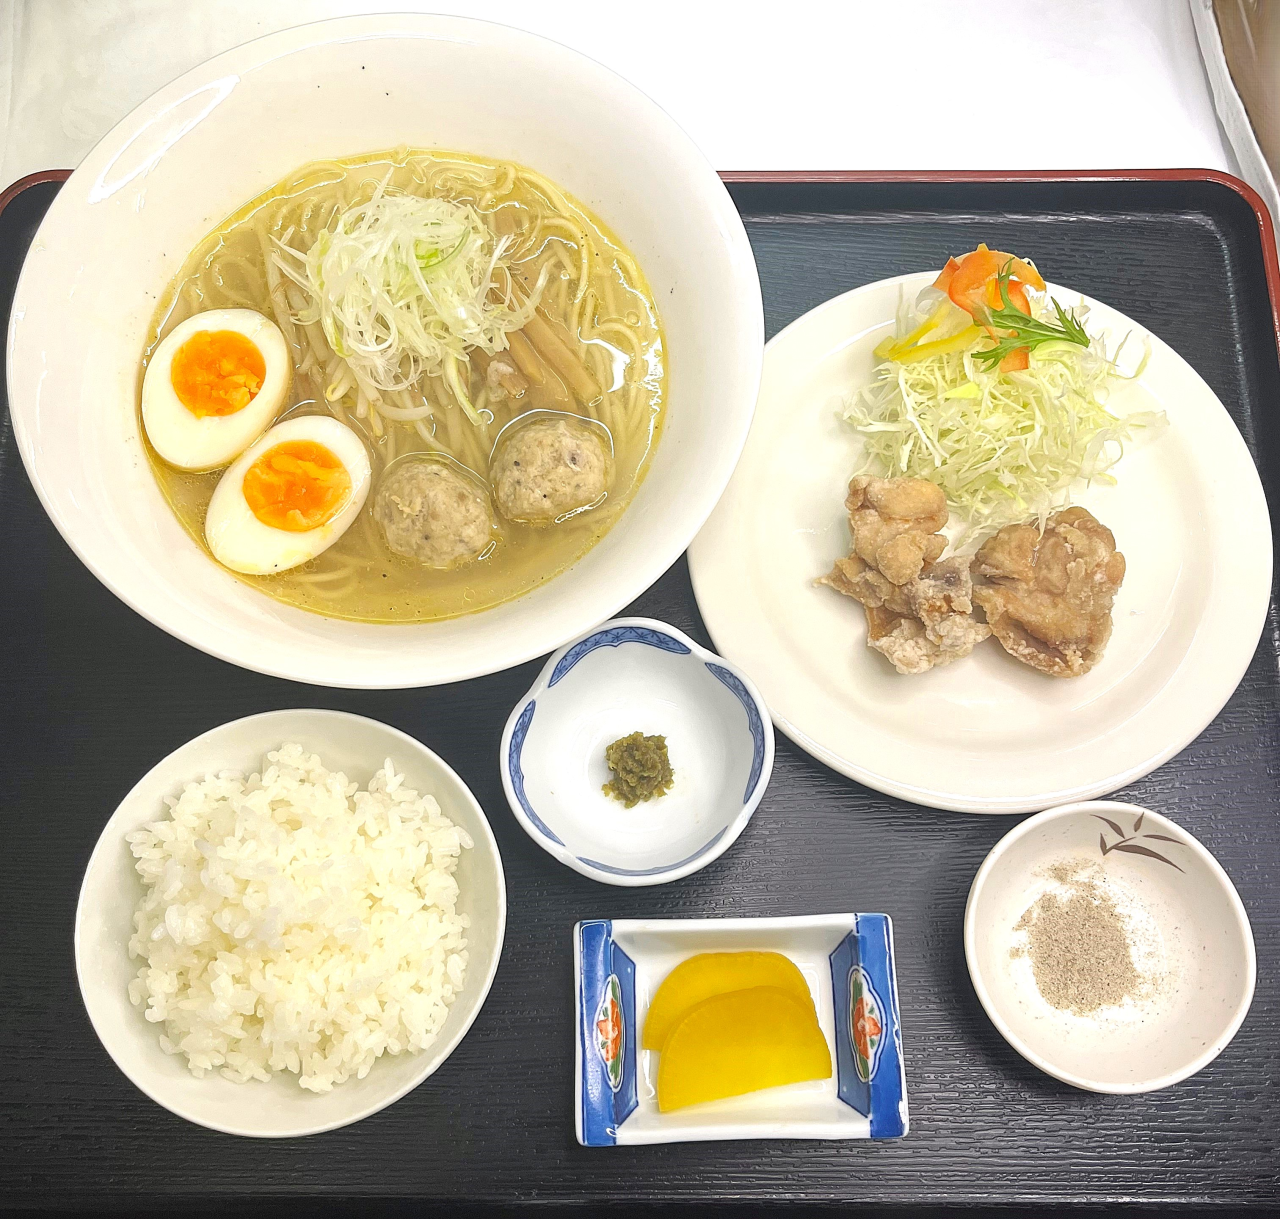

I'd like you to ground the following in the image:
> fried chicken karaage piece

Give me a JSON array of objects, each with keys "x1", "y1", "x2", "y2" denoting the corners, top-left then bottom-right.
[
  {"x1": 846, "y1": 476, "x2": 948, "y2": 581},
  {"x1": 820, "y1": 476, "x2": 990, "y2": 674},
  {"x1": 972, "y1": 506, "x2": 1125, "y2": 678}
]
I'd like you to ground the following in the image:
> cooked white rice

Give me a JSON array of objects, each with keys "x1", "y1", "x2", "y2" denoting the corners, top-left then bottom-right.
[{"x1": 126, "y1": 743, "x2": 472, "y2": 1092}]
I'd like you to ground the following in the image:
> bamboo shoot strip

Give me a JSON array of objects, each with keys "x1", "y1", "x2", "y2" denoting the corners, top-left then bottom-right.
[{"x1": 523, "y1": 309, "x2": 600, "y2": 404}]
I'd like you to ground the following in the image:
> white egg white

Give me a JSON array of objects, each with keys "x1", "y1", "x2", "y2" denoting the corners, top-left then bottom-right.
[
  {"x1": 205, "y1": 416, "x2": 372, "y2": 575},
  {"x1": 143, "y1": 308, "x2": 292, "y2": 471}
]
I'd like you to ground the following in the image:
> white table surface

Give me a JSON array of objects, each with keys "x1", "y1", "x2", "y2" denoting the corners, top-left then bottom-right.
[{"x1": 0, "y1": 0, "x2": 1239, "y2": 187}]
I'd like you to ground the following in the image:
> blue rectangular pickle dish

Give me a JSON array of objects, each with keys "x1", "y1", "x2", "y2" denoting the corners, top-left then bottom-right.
[{"x1": 574, "y1": 913, "x2": 908, "y2": 1145}]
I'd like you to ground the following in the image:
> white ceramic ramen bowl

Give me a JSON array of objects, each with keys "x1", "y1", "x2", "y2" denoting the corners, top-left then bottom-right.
[
  {"x1": 6, "y1": 14, "x2": 763, "y2": 687},
  {"x1": 500, "y1": 618, "x2": 774, "y2": 886},
  {"x1": 75, "y1": 709, "x2": 507, "y2": 1137},
  {"x1": 964, "y1": 801, "x2": 1255, "y2": 1094}
]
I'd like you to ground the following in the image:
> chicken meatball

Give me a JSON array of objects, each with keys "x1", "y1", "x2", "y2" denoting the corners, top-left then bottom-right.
[
  {"x1": 490, "y1": 415, "x2": 610, "y2": 526},
  {"x1": 373, "y1": 457, "x2": 495, "y2": 568}
]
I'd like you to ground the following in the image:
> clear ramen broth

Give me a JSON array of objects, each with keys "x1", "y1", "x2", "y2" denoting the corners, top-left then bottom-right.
[{"x1": 140, "y1": 149, "x2": 665, "y2": 622}]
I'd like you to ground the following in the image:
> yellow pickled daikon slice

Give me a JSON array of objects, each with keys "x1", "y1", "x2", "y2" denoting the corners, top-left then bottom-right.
[
  {"x1": 656, "y1": 985, "x2": 832, "y2": 1112},
  {"x1": 643, "y1": 952, "x2": 812, "y2": 1051}
]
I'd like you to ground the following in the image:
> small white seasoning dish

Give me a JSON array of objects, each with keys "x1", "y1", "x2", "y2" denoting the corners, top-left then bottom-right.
[
  {"x1": 964, "y1": 801, "x2": 1255, "y2": 1094},
  {"x1": 500, "y1": 618, "x2": 774, "y2": 886},
  {"x1": 74, "y1": 708, "x2": 506, "y2": 1137},
  {"x1": 574, "y1": 913, "x2": 908, "y2": 1144}
]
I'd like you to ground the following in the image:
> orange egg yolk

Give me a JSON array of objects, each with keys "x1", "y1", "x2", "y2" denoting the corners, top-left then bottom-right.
[
  {"x1": 242, "y1": 440, "x2": 351, "y2": 532},
  {"x1": 170, "y1": 330, "x2": 266, "y2": 418}
]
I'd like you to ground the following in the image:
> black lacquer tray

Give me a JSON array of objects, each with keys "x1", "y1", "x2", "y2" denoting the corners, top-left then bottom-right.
[{"x1": 2, "y1": 170, "x2": 1278, "y2": 1214}]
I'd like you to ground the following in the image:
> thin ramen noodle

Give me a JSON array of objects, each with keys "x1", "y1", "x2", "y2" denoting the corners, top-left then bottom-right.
[{"x1": 139, "y1": 149, "x2": 665, "y2": 622}]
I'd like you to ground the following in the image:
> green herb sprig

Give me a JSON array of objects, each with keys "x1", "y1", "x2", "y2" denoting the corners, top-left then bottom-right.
[{"x1": 973, "y1": 262, "x2": 1090, "y2": 369}]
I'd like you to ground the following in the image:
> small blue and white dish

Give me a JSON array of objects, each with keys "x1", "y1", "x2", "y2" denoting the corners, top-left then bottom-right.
[
  {"x1": 574, "y1": 913, "x2": 909, "y2": 1145},
  {"x1": 499, "y1": 617, "x2": 774, "y2": 887}
]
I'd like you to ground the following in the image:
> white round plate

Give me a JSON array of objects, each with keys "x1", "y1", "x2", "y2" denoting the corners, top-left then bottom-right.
[
  {"x1": 689, "y1": 274, "x2": 1273, "y2": 813},
  {"x1": 75, "y1": 709, "x2": 506, "y2": 1137}
]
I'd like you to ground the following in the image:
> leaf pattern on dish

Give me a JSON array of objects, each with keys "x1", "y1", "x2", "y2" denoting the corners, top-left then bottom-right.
[{"x1": 1095, "y1": 812, "x2": 1186, "y2": 872}]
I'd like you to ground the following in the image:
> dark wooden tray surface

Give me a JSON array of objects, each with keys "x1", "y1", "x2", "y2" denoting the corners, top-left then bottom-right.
[{"x1": 1, "y1": 172, "x2": 1278, "y2": 1211}]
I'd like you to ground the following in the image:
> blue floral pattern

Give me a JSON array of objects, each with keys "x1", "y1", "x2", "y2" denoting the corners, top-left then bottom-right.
[
  {"x1": 706, "y1": 662, "x2": 766, "y2": 804},
  {"x1": 549, "y1": 625, "x2": 691, "y2": 687},
  {"x1": 829, "y1": 916, "x2": 908, "y2": 1138},
  {"x1": 577, "y1": 921, "x2": 638, "y2": 1145},
  {"x1": 507, "y1": 700, "x2": 564, "y2": 846}
]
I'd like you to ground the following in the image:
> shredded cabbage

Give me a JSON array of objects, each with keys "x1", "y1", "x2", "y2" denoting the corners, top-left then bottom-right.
[
  {"x1": 273, "y1": 175, "x2": 544, "y2": 423},
  {"x1": 844, "y1": 287, "x2": 1163, "y2": 542}
]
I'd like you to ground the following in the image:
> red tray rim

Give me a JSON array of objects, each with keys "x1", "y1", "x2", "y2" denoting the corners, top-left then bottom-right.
[{"x1": 4, "y1": 165, "x2": 1278, "y2": 355}]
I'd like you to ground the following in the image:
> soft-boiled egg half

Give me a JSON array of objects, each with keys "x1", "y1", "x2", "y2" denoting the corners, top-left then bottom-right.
[
  {"x1": 142, "y1": 308, "x2": 291, "y2": 470},
  {"x1": 205, "y1": 416, "x2": 371, "y2": 575}
]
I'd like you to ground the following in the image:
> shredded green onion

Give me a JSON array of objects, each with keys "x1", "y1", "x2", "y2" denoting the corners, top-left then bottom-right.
[
  {"x1": 273, "y1": 174, "x2": 545, "y2": 424},
  {"x1": 844, "y1": 287, "x2": 1162, "y2": 541}
]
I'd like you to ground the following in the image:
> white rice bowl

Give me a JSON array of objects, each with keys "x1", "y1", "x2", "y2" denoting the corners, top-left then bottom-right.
[
  {"x1": 75, "y1": 708, "x2": 506, "y2": 1137},
  {"x1": 126, "y1": 744, "x2": 472, "y2": 1092}
]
